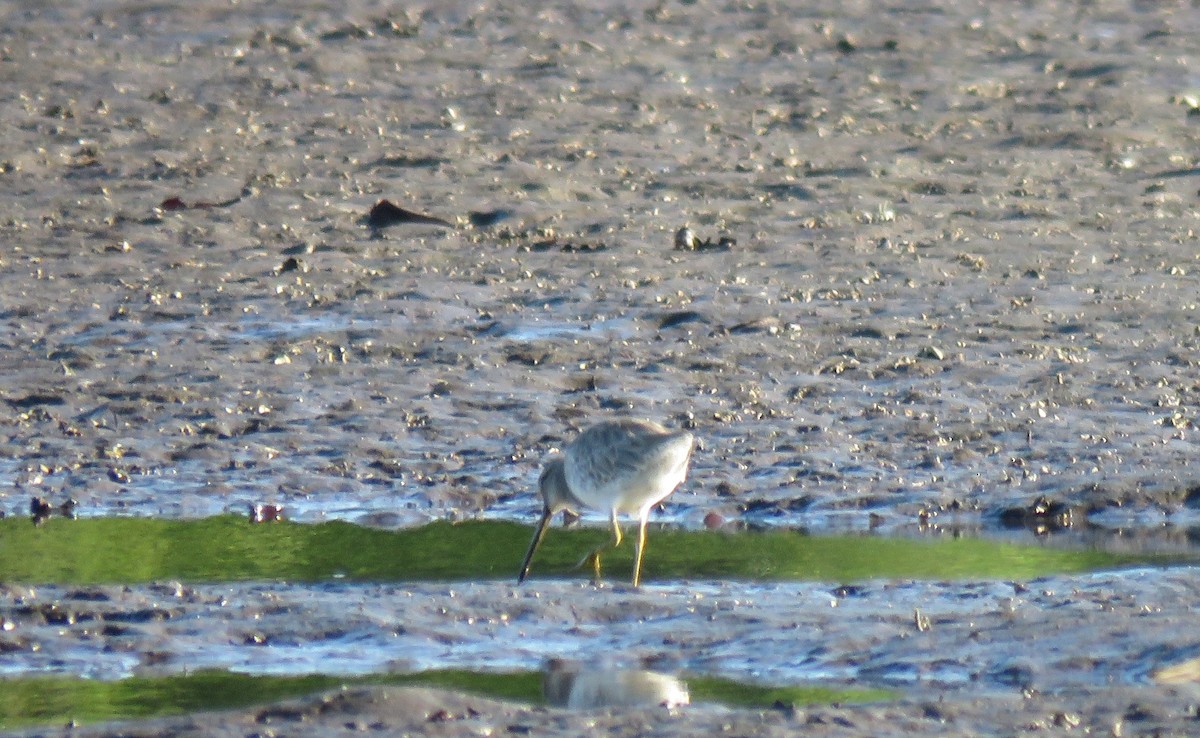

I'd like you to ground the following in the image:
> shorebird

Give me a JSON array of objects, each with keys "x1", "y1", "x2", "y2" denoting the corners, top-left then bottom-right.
[{"x1": 518, "y1": 419, "x2": 695, "y2": 587}]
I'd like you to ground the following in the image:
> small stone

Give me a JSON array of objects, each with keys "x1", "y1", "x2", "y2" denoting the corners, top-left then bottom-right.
[
  {"x1": 30, "y1": 497, "x2": 52, "y2": 525},
  {"x1": 674, "y1": 227, "x2": 698, "y2": 250},
  {"x1": 658, "y1": 310, "x2": 707, "y2": 329},
  {"x1": 366, "y1": 199, "x2": 453, "y2": 230}
]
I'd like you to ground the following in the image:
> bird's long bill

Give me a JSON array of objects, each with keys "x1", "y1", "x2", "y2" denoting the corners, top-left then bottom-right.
[{"x1": 517, "y1": 508, "x2": 553, "y2": 583}]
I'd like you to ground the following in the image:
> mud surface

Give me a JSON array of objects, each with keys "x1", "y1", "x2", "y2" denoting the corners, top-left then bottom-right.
[
  {"x1": 4, "y1": 571, "x2": 1200, "y2": 736},
  {"x1": 3, "y1": 572, "x2": 1200, "y2": 688},
  {"x1": 12, "y1": 682, "x2": 1200, "y2": 738},
  {"x1": 4, "y1": 0, "x2": 1200, "y2": 536},
  {"x1": 4, "y1": 0, "x2": 1200, "y2": 733}
]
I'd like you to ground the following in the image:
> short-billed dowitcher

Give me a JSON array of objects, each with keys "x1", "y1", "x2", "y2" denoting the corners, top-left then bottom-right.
[{"x1": 517, "y1": 419, "x2": 695, "y2": 587}]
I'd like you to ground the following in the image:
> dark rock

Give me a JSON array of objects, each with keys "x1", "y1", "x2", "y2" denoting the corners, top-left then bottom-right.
[
  {"x1": 658, "y1": 310, "x2": 707, "y2": 329},
  {"x1": 366, "y1": 199, "x2": 453, "y2": 229}
]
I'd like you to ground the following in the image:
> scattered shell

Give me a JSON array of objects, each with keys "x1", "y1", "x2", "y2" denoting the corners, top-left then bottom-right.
[
  {"x1": 527, "y1": 239, "x2": 607, "y2": 253},
  {"x1": 249, "y1": 504, "x2": 285, "y2": 523},
  {"x1": 673, "y1": 226, "x2": 736, "y2": 252},
  {"x1": 1152, "y1": 656, "x2": 1200, "y2": 684},
  {"x1": 998, "y1": 496, "x2": 1072, "y2": 534},
  {"x1": 674, "y1": 227, "x2": 698, "y2": 250}
]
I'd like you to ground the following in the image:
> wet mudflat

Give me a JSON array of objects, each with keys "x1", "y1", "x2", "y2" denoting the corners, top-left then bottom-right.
[
  {"x1": 4, "y1": 573, "x2": 1200, "y2": 735},
  {"x1": 3, "y1": 573, "x2": 1198, "y2": 688},
  {"x1": 4, "y1": 0, "x2": 1200, "y2": 733},
  {"x1": 5, "y1": 0, "x2": 1200, "y2": 537},
  {"x1": 13, "y1": 682, "x2": 1200, "y2": 738}
]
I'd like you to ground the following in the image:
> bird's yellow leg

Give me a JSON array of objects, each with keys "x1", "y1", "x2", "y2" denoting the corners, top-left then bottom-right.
[
  {"x1": 632, "y1": 514, "x2": 648, "y2": 587},
  {"x1": 579, "y1": 511, "x2": 623, "y2": 582}
]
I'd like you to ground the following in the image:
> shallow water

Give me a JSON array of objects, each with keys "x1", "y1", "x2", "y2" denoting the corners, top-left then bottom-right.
[
  {"x1": 2, "y1": 517, "x2": 1189, "y2": 728},
  {"x1": 3, "y1": 570, "x2": 1197, "y2": 693},
  {"x1": 2, "y1": 517, "x2": 1170, "y2": 585},
  {"x1": 0, "y1": 667, "x2": 886, "y2": 731}
]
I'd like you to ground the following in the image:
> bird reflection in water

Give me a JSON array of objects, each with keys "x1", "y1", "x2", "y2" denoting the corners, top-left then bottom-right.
[{"x1": 542, "y1": 658, "x2": 689, "y2": 709}]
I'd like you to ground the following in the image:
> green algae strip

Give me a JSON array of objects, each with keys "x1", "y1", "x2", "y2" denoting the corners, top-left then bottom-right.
[
  {"x1": 0, "y1": 516, "x2": 1177, "y2": 585},
  {"x1": 0, "y1": 669, "x2": 890, "y2": 731}
]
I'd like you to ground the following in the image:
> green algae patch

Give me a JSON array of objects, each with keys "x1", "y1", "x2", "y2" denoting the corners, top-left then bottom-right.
[
  {"x1": 0, "y1": 516, "x2": 1177, "y2": 585},
  {"x1": 0, "y1": 669, "x2": 883, "y2": 730},
  {"x1": 687, "y1": 675, "x2": 891, "y2": 707},
  {"x1": 0, "y1": 671, "x2": 522, "y2": 731},
  {"x1": 0, "y1": 672, "x2": 345, "y2": 730}
]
